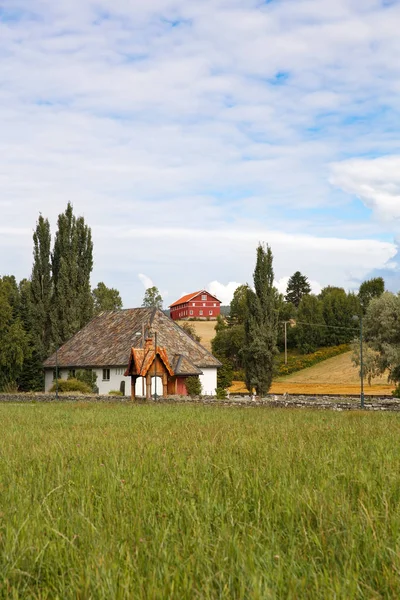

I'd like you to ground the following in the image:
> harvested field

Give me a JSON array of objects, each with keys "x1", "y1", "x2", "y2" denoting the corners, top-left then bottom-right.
[
  {"x1": 230, "y1": 352, "x2": 395, "y2": 396},
  {"x1": 176, "y1": 319, "x2": 217, "y2": 350}
]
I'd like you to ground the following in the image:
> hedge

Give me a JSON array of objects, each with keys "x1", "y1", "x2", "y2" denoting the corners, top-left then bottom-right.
[{"x1": 277, "y1": 345, "x2": 350, "y2": 377}]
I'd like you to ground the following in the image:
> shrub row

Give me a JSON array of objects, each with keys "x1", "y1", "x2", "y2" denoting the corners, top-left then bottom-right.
[{"x1": 277, "y1": 344, "x2": 350, "y2": 377}]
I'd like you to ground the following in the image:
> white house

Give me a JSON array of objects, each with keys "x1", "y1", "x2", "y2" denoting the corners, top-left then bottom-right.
[{"x1": 44, "y1": 307, "x2": 220, "y2": 397}]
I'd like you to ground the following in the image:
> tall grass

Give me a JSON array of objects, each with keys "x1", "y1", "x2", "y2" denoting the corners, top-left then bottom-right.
[{"x1": 1, "y1": 403, "x2": 400, "y2": 598}]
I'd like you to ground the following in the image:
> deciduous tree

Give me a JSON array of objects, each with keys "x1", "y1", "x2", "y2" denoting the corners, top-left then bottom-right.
[
  {"x1": 92, "y1": 282, "x2": 123, "y2": 314},
  {"x1": 51, "y1": 203, "x2": 93, "y2": 345},
  {"x1": 358, "y1": 277, "x2": 385, "y2": 313},
  {"x1": 142, "y1": 286, "x2": 163, "y2": 309}
]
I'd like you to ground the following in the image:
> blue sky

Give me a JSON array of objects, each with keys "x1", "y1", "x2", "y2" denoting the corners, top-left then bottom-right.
[{"x1": 1, "y1": 0, "x2": 400, "y2": 305}]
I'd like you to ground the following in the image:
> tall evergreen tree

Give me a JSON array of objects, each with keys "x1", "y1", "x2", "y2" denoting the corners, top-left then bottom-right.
[
  {"x1": 285, "y1": 271, "x2": 311, "y2": 307},
  {"x1": 243, "y1": 244, "x2": 279, "y2": 396},
  {"x1": 51, "y1": 203, "x2": 93, "y2": 345}
]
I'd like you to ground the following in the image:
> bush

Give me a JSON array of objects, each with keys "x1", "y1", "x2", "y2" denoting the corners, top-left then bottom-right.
[
  {"x1": 392, "y1": 385, "x2": 400, "y2": 398},
  {"x1": 180, "y1": 322, "x2": 201, "y2": 342},
  {"x1": 108, "y1": 390, "x2": 124, "y2": 396},
  {"x1": 185, "y1": 376, "x2": 202, "y2": 397},
  {"x1": 70, "y1": 369, "x2": 98, "y2": 393},
  {"x1": 49, "y1": 378, "x2": 92, "y2": 394},
  {"x1": 277, "y1": 345, "x2": 350, "y2": 377},
  {"x1": 216, "y1": 387, "x2": 227, "y2": 399},
  {"x1": 232, "y1": 369, "x2": 245, "y2": 382}
]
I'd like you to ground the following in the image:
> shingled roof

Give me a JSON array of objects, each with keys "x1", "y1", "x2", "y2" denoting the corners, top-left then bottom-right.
[{"x1": 44, "y1": 308, "x2": 221, "y2": 372}]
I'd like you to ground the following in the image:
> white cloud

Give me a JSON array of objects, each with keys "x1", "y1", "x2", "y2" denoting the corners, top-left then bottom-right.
[
  {"x1": 330, "y1": 156, "x2": 400, "y2": 222},
  {"x1": 138, "y1": 273, "x2": 154, "y2": 290},
  {"x1": 1, "y1": 0, "x2": 400, "y2": 301},
  {"x1": 274, "y1": 277, "x2": 322, "y2": 296},
  {"x1": 208, "y1": 281, "x2": 242, "y2": 305}
]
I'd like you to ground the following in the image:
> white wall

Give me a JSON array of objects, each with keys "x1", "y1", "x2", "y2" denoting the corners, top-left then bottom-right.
[
  {"x1": 45, "y1": 367, "x2": 218, "y2": 397},
  {"x1": 199, "y1": 368, "x2": 217, "y2": 396},
  {"x1": 44, "y1": 367, "x2": 132, "y2": 397}
]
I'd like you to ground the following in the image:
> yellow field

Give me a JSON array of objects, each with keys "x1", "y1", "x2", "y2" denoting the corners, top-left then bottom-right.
[
  {"x1": 176, "y1": 323, "x2": 395, "y2": 396},
  {"x1": 230, "y1": 352, "x2": 395, "y2": 396},
  {"x1": 176, "y1": 320, "x2": 217, "y2": 350}
]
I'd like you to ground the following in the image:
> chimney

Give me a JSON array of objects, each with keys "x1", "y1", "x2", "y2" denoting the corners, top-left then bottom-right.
[{"x1": 144, "y1": 337, "x2": 153, "y2": 352}]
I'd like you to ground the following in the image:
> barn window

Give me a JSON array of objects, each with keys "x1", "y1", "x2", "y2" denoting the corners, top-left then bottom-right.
[
  {"x1": 214, "y1": 303, "x2": 217, "y2": 307},
  {"x1": 103, "y1": 369, "x2": 110, "y2": 381},
  {"x1": 209, "y1": 310, "x2": 213, "y2": 315},
  {"x1": 203, "y1": 303, "x2": 206, "y2": 306},
  {"x1": 201, "y1": 295, "x2": 207, "y2": 300},
  {"x1": 190, "y1": 310, "x2": 193, "y2": 315},
  {"x1": 199, "y1": 310, "x2": 203, "y2": 316},
  {"x1": 192, "y1": 303, "x2": 195, "y2": 306}
]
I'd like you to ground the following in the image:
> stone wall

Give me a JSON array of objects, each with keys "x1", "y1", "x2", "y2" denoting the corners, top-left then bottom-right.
[{"x1": 1, "y1": 392, "x2": 400, "y2": 411}]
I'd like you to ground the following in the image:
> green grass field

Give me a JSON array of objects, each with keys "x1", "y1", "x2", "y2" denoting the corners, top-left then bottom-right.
[{"x1": 1, "y1": 403, "x2": 400, "y2": 599}]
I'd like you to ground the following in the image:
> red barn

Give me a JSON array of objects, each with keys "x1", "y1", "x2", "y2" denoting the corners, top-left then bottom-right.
[{"x1": 169, "y1": 290, "x2": 221, "y2": 321}]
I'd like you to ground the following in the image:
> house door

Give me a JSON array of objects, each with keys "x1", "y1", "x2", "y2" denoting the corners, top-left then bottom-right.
[
  {"x1": 176, "y1": 378, "x2": 188, "y2": 395},
  {"x1": 151, "y1": 376, "x2": 163, "y2": 396}
]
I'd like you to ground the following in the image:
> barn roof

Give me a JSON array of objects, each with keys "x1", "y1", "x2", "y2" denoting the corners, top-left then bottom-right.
[
  {"x1": 44, "y1": 308, "x2": 221, "y2": 371},
  {"x1": 169, "y1": 290, "x2": 221, "y2": 308}
]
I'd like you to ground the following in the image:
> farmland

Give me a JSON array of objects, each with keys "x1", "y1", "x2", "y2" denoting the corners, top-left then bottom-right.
[
  {"x1": 2, "y1": 403, "x2": 400, "y2": 598},
  {"x1": 176, "y1": 319, "x2": 216, "y2": 350},
  {"x1": 230, "y1": 352, "x2": 395, "y2": 396}
]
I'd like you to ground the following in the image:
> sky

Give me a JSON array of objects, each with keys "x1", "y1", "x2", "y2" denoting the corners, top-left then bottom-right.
[{"x1": 1, "y1": 0, "x2": 400, "y2": 306}]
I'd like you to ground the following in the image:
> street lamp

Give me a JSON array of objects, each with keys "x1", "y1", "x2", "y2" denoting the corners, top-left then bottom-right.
[{"x1": 353, "y1": 314, "x2": 365, "y2": 409}]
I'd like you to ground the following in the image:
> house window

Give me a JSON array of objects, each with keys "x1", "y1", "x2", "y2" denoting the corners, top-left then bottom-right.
[
  {"x1": 201, "y1": 294, "x2": 207, "y2": 300},
  {"x1": 68, "y1": 369, "x2": 76, "y2": 379},
  {"x1": 199, "y1": 310, "x2": 203, "y2": 316},
  {"x1": 103, "y1": 368, "x2": 110, "y2": 381},
  {"x1": 209, "y1": 310, "x2": 213, "y2": 315},
  {"x1": 190, "y1": 310, "x2": 193, "y2": 315},
  {"x1": 115, "y1": 368, "x2": 125, "y2": 375},
  {"x1": 52, "y1": 369, "x2": 57, "y2": 381}
]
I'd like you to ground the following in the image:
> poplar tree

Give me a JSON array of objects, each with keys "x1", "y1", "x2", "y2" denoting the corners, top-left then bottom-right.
[
  {"x1": 243, "y1": 244, "x2": 279, "y2": 396},
  {"x1": 30, "y1": 215, "x2": 52, "y2": 357},
  {"x1": 51, "y1": 203, "x2": 93, "y2": 345}
]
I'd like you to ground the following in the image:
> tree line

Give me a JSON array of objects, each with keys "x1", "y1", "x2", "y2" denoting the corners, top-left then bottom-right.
[
  {"x1": 212, "y1": 244, "x2": 386, "y2": 395},
  {"x1": 0, "y1": 204, "x2": 122, "y2": 392}
]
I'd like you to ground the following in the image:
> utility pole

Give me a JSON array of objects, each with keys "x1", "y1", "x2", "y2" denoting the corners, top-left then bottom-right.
[
  {"x1": 154, "y1": 331, "x2": 157, "y2": 400},
  {"x1": 55, "y1": 346, "x2": 59, "y2": 401},
  {"x1": 284, "y1": 321, "x2": 288, "y2": 365},
  {"x1": 360, "y1": 314, "x2": 364, "y2": 409}
]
